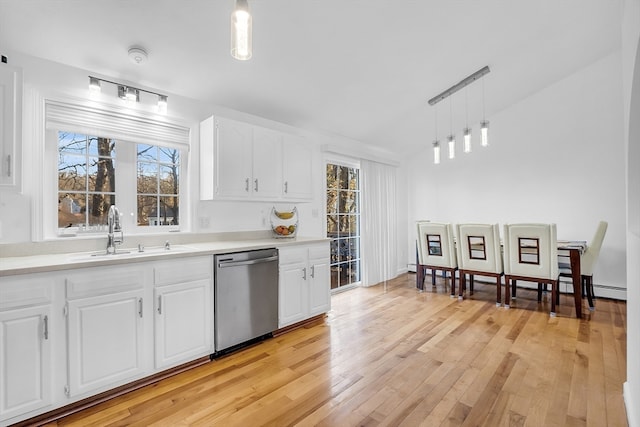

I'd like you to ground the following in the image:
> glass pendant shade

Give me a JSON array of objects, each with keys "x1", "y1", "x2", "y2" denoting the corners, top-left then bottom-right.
[
  {"x1": 231, "y1": 0, "x2": 252, "y2": 60},
  {"x1": 433, "y1": 141, "x2": 441, "y2": 164},
  {"x1": 448, "y1": 135, "x2": 455, "y2": 159},
  {"x1": 89, "y1": 77, "x2": 101, "y2": 93},
  {"x1": 463, "y1": 127, "x2": 471, "y2": 153},
  {"x1": 481, "y1": 120, "x2": 489, "y2": 147},
  {"x1": 157, "y1": 95, "x2": 168, "y2": 114}
]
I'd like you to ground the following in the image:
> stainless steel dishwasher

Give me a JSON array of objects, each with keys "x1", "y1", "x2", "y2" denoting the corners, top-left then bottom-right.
[{"x1": 214, "y1": 248, "x2": 279, "y2": 353}]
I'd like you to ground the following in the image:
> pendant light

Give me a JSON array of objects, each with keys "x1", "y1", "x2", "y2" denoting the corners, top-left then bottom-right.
[
  {"x1": 481, "y1": 75, "x2": 489, "y2": 147},
  {"x1": 231, "y1": 0, "x2": 252, "y2": 60},
  {"x1": 463, "y1": 87, "x2": 472, "y2": 153},
  {"x1": 447, "y1": 96, "x2": 455, "y2": 159},
  {"x1": 433, "y1": 104, "x2": 441, "y2": 164}
]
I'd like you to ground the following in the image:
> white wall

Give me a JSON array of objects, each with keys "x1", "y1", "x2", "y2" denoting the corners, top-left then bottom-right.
[
  {"x1": 622, "y1": 0, "x2": 640, "y2": 425},
  {"x1": 404, "y1": 51, "x2": 627, "y2": 299},
  {"x1": 0, "y1": 50, "x2": 401, "y2": 251}
]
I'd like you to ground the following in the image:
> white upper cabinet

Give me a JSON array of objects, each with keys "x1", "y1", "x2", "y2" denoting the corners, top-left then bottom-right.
[
  {"x1": 0, "y1": 62, "x2": 22, "y2": 189},
  {"x1": 282, "y1": 134, "x2": 313, "y2": 200},
  {"x1": 200, "y1": 115, "x2": 313, "y2": 201}
]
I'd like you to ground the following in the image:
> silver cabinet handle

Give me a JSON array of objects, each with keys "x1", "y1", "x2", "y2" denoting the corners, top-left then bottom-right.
[
  {"x1": 245, "y1": 178, "x2": 249, "y2": 192},
  {"x1": 302, "y1": 267, "x2": 307, "y2": 280},
  {"x1": 43, "y1": 315, "x2": 49, "y2": 340},
  {"x1": 157, "y1": 295, "x2": 162, "y2": 314},
  {"x1": 284, "y1": 181, "x2": 288, "y2": 193},
  {"x1": 138, "y1": 298, "x2": 143, "y2": 318},
  {"x1": 6, "y1": 155, "x2": 10, "y2": 177},
  {"x1": 254, "y1": 178, "x2": 259, "y2": 192},
  {"x1": 310, "y1": 265, "x2": 315, "y2": 278}
]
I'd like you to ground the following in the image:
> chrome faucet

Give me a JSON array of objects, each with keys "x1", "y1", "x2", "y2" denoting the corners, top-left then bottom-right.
[{"x1": 106, "y1": 205, "x2": 123, "y2": 254}]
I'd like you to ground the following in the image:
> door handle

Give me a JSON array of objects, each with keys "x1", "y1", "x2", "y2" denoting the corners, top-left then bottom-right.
[
  {"x1": 284, "y1": 181, "x2": 288, "y2": 193},
  {"x1": 157, "y1": 295, "x2": 162, "y2": 314},
  {"x1": 302, "y1": 267, "x2": 307, "y2": 280},
  {"x1": 310, "y1": 265, "x2": 315, "y2": 278},
  {"x1": 138, "y1": 298, "x2": 143, "y2": 318},
  {"x1": 43, "y1": 315, "x2": 49, "y2": 340},
  {"x1": 245, "y1": 178, "x2": 249, "y2": 192},
  {"x1": 254, "y1": 178, "x2": 259, "y2": 192}
]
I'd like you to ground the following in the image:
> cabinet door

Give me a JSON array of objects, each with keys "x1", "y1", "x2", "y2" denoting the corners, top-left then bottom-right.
[
  {"x1": 214, "y1": 117, "x2": 253, "y2": 199},
  {"x1": 308, "y1": 258, "x2": 331, "y2": 316},
  {"x1": 155, "y1": 279, "x2": 211, "y2": 369},
  {"x1": 252, "y1": 126, "x2": 282, "y2": 199},
  {"x1": 67, "y1": 289, "x2": 145, "y2": 397},
  {"x1": 0, "y1": 63, "x2": 22, "y2": 188},
  {"x1": 278, "y1": 262, "x2": 307, "y2": 328},
  {"x1": 282, "y1": 135, "x2": 313, "y2": 200},
  {"x1": 0, "y1": 305, "x2": 51, "y2": 421}
]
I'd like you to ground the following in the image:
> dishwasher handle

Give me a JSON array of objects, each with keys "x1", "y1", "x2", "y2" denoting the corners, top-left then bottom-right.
[{"x1": 217, "y1": 255, "x2": 279, "y2": 268}]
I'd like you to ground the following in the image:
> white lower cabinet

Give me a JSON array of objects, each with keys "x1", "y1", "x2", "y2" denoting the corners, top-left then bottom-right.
[
  {"x1": 0, "y1": 273, "x2": 56, "y2": 425},
  {"x1": 278, "y1": 242, "x2": 331, "y2": 328},
  {"x1": 153, "y1": 256, "x2": 213, "y2": 369},
  {"x1": 65, "y1": 265, "x2": 150, "y2": 398}
]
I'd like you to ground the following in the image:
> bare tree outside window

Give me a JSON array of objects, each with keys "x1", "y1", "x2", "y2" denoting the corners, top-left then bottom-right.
[
  {"x1": 58, "y1": 132, "x2": 116, "y2": 228},
  {"x1": 137, "y1": 144, "x2": 180, "y2": 226}
]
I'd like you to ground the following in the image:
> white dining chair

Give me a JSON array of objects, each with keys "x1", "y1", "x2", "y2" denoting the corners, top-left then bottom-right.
[
  {"x1": 559, "y1": 220, "x2": 608, "y2": 310},
  {"x1": 416, "y1": 221, "x2": 458, "y2": 297},
  {"x1": 503, "y1": 223, "x2": 560, "y2": 316},
  {"x1": 455, "y1": 223, "x2": 504, "y2": 305}
]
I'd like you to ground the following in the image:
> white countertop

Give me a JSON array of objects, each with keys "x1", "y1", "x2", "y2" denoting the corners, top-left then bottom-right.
[{"x1": 0, "y1": 236, "x2": 329, "y2": 277}]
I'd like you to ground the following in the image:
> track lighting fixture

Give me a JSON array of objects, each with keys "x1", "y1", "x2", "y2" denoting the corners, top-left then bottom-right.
[
  {"x1": 88, "y1": 76, "x2": 168, "y2": 114},
  {"x1": 231, "y1": 0, "x2": 252, "y2": 60}
]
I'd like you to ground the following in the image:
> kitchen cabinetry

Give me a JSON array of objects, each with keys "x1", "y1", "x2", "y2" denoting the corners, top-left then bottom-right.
[
  {"x1": 278, "y1": 242, "x2": 331, "y2": 328},
  {"x1": 282, "y1": 134, "x2": 313, "y2": 200},
  {"x1": 153, "y1": 256, "x2": 213, "y2": 369},
  {"x1": 0, "y1": 274, "x2": 54, "y2": 423},
  {"x1": 200, "y1": 115, "x2": 313, "y2": 201},
  {"x1": 65, "y1": 265, "x2": 150, "y2": 398},
  {"x1": 0, "y1": 62, "x2": 22, "y2": 189}
]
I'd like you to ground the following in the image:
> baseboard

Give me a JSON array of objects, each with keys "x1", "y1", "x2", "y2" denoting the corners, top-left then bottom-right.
[{"x1": 624, "y1": 382, "x2": 637, "y2": 427}]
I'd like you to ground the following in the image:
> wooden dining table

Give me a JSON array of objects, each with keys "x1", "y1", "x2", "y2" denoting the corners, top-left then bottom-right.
[{"x1": 416, "y1": 240, "x2": 588, "y2": 318}]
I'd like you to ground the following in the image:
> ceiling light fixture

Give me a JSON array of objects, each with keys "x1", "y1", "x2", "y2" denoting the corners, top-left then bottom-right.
[
  {"x1": 433, "y1": 104, "x2": 440, "y2": 164},
  {"x1": 88, "y1": 76, "x2": 168, "y2": 114},
  {"x1": 463, "y1": 87, "x2": 472, "y2": 153},
  {"x1": 448, "y1": 97, "x2": 455, "y2": 160},
  {"x1": 481, "y1": 75, "x2": 489, "y2": 147},
  {"x1": 428, "y1": 65, "x2": 491, "y2": 159},
  {"x1": 231, "y1": 0, "x2": 252, "y2": 60}
]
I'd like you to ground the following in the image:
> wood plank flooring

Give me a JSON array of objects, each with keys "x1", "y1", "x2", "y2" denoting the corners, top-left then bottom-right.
[{"x1": 46, "y1": 274, "x2": 627, "y2": 426}]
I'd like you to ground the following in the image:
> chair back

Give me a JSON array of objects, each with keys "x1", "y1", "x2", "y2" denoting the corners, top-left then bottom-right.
[
  {"x1": 416, "y1": 221, "x2": 457, "y2": 268},
  {"x1": 581, "y1": 221, "x2": 608, "y2": 276},
  {"x1": 503, "y1": 223, "x2": 558, "y2": 280},
  {"x1": 455, "y1": 223, "x2": 503, "y2": 274}
]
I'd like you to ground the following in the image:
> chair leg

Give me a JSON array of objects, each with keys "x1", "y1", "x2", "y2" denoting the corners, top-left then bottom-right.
[
  {"x1": 504, "y1": 277, "x2": 511, "y2": 308},
  {"x1": 584, "y1": 275, "x2": 595, "y2": 310},
  {"x1": 537, "y1": 283, "x2": 543, "y2": 302},
  {"x1": 450, "y1": 270, "x2": 456, "y2": 297},
  {"x1": 511, "y1": 279, "x2": 517, "y2": 300},
  {"x1": 496, "y1": 275, "x2": 502, "y2": 307},
  {"x1": 550, "y1": 280, "x2": 557, "y2": 316},
  {"x1": 470, "y1": 274, "x2": 475, "y2": 295},
  {"x1": 459, "y1": 273, "x2": 466, "y2": 299},
  {"x1": 431, "y1": 269, "x2": 436, "y2": 287}
]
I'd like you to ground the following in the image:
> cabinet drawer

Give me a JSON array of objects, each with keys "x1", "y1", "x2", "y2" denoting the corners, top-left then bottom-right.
[
  {"x1": 278, "y1": 247, "x2": 307, "y2": 265},
  {"x1": 153, "y1": 256, "x2": 212, "y2": 286},
  {"x1": 308, "y1": 242, "x2": 329, "y2": 260},
  {"x1": 0, "y1": 273, "x2": 55, "y2": 311},
  {"x1": 66, "y1": 265, "x2": 146, "y2": 299}
]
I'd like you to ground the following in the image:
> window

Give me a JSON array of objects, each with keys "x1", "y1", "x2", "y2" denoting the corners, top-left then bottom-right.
[
  {"x1": 58, "y1": 133, "x2": 116, "y2": 228},
  {"x1": 137, "y1": 144, "x2": 180, "y2": 226},
  {"x1": 56, "y1": 132, "x2": 182, "y2": 232},
  {"x1": 326, "y1": 163, "x2": 361, "y2": 290},
  {"x1": 45, "y1": 100, "x2": 190, "y2": 238}
]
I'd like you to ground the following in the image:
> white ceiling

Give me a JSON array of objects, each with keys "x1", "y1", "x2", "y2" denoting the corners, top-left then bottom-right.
[{"x1": 0, "y1": 0, "x2": 623, "y2": 155}]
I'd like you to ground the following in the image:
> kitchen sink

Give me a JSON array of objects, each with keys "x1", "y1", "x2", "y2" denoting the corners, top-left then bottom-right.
[{"x1": 68, "y1": 245, "x2": 196, "y2": 261}]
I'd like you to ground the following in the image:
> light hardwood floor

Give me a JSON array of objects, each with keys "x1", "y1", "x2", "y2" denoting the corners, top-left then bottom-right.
[{"x1": 47, "y1": 273, "x2": 627, "y2": 427}]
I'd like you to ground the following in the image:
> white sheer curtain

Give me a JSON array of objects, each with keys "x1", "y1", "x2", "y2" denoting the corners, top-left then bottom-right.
[{"x1": 361, "y1": 159, "x2": 398, "y2": 287}]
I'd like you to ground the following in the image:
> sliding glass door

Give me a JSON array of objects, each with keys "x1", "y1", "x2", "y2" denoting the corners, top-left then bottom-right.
[{"x1": 326, "y1": 163, "x2": 361, "y2": 290}]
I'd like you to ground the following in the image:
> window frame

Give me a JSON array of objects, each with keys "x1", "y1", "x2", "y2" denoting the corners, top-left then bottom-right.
[{"x1": 43, "y1": 99, "x2": 190, "y2": 240}]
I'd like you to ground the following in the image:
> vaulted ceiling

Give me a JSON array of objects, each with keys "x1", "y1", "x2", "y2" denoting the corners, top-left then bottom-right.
[{"x1": 0, "y1": 0, "x2": 623, "y2": 155}]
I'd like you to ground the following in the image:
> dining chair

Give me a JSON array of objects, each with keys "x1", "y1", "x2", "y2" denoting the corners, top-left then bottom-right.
[
  {"x1": 416, "y1": 221, "x2": 458, "y2": 297},
  {"x1": 503, "y1": 223, "x2": 560, "y2": 316},
  {"x1": 559, "y1": 220, "x2": 608, "y2": 311},
  {"x1": 455, "y1": 223, "x2": 504, "y2": 306}
]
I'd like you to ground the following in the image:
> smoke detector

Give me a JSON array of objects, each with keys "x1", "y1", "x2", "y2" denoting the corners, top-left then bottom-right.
[{"x1": 128, "y1": 47, "x2": 148, "y2": 65}]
